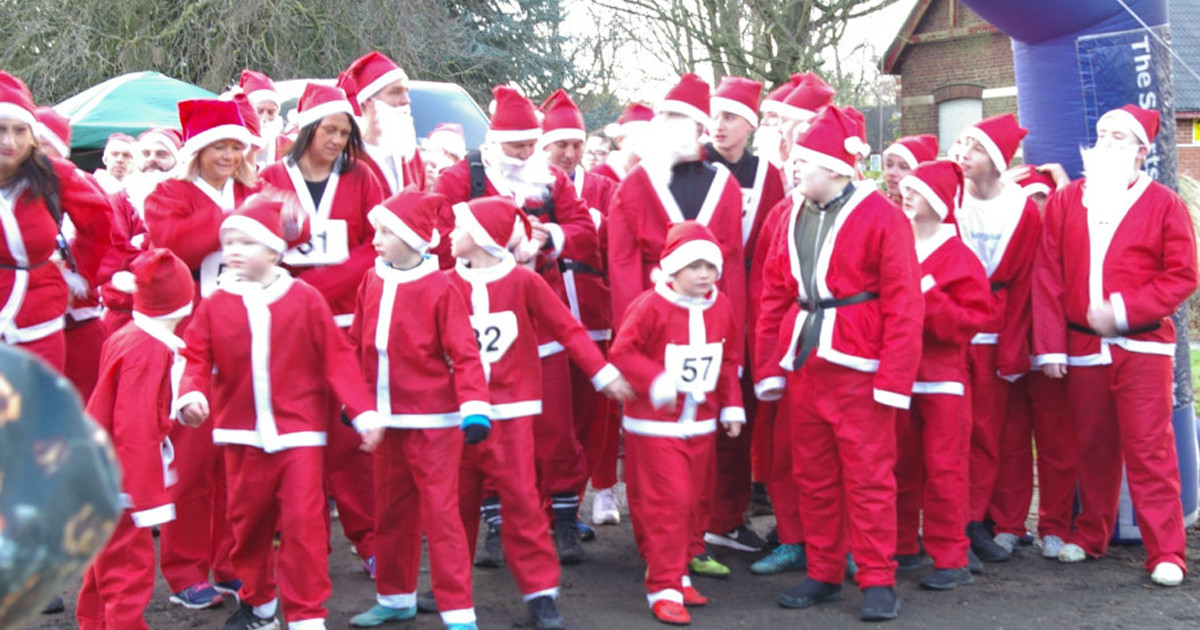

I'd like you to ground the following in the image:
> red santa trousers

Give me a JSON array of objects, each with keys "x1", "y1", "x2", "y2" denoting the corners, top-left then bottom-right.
[
  {"x1": 895, "y1": 393, "x2": 971, "y2": 568},
  {"x1": 224, "y1": 445, "x2": 331, "y2": 624},
  {"x1": 534, "y1": 352, "x2": 590, "y2": 499},
  {"x1": 160, "y1": 421, "x2": 237, "y2": 591},
  {"x1": 577, "y1": 342, "x2": 621, "y2": 491},
  {"x1": 374, "y1": 427, "x2": 474, "y2": 620},
  {"x1": 1066, "y1": 348, "x2": 1187, "y2": 572},
  {"x1": 989, "y1": 372, "x2": 1077, "y2": 538},
  {"x1": 967, "y1": 343, "x2": 1010, "y2": 521},
  {"x1": 625, "y1": 430, "x2": 716, "y2": 604},
  {"x1": 769, "y1": 400, "x2": 805, "y2": 545},
  {"x1": 15, "y1": 330, "x2": 65, "y2": 373},
  {"x1": 324, "y1": 408, "x2": 376, "y2": 561},
  {"x1": 64, "y1": 316, "x2": 106, "y2": 400},
  {"x1": 76, "y1": 512, "x2": 155, "y2": 630},
  {"x1": 708, "y1": 376, "x2": 755, "y2": 534},
  {"x1": 459, "y1": 416, "x2": 561, "y2": 598},
  {"x1": 751, "y1": 392, "x2": 771, "y2": 483},
  {"x1": 788, "y1": 358, "x2": 898, "y2": 587}
]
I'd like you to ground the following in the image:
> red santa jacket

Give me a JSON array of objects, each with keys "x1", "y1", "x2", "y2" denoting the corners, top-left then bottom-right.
[
  {"x1": 607, "y1": 164, "x2": 747, "y2": 330},
  {"x1": 361, "y1": 146, "x2": 425, "y2": 195},
  {"x1": 747, "y1": 190, "x2": 798, "y2": 365},
  {"x1": 563, "y1": 166, "x2": 615, "y2": 339},
  {"x1": 913, "y1": 225, "x2": 993, "y2": 393},
  {"x1": 178, "y1": 271, "x2": 378, "y2": 452},
  {"x1": 755, "y1": 182, "x2": 923, "y2": 409},
  {"x1": 1034, "y1": 174, "x2": 1198, "y2": 366},
  {"x1": 955, "y1": 183, "x2": 1040, "y2": 378},
  {"x1": 609, "y1": 282, "x2": 744, "y2": 438},
  {"x1": 86, "y1": 316, "x2": 182, "y2": 527},
  {"x1": 446, "y1": 255, "x2": 619, "y2": 419},
  {"x1": 259, "y1": 159, "x2": 384, "y2": 324},
  {"x1": 349, "y1": 257, "x2": 490, "y2": 427}
]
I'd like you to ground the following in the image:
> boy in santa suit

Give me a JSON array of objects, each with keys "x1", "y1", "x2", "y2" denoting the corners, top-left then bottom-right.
[
  {"x1": 893, "y1": 160, "x2": 992, "y2": 588},
  {"x1": 755, "y1": 105, "x2": 922, "y2": 622},
  {"x1": 882, "y1": 134, "x2": 939, "y2": 205},
  {"x1": 342, "y1": 52, "x2": 425, "y2": 194},
  {"x1": 178, "y1": 195, "x2": 386, "y2": 630},
  {"x1": 609, "y1": 221, "x2": 745, "y2": 626},
  {"x1": 75, "y1": 249, "x2": 193, "y2": 630},
  {"x1": 1034, "y1": 105, "x2": 1195, "y2": 586},
  {"x1": 446, "y1": 195, "x2": 632, "y2": 630},
  {"x1": 949, "y1": 113, "x2": 1040, "y2": 565}
]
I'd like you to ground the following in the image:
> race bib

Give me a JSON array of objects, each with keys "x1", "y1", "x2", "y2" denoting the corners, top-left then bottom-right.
[
  {"x1": 664, "y1": 342, "x2": 723, "y2": 396},
  {"x1": 470, "y1": 311, "x2": 519, "y2": 365},
  {"x1": 282, "y1": 219, "x2": 349, "y2": 267},
  {"x1": 198, "y1": 251, "x2": 226, "y2": 298}
]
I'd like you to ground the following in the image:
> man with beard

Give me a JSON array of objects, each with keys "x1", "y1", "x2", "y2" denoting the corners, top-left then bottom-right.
[
  {"x1": 107, "y1": 128, "x2": 183, "y2": 253},
  {"x1": 753, "y1": 74, "x2": 805, "y2": 170},
  {"x1": 238, "y1": 69, "x2": 284, "y2": 166},
  {"x1": 343, "y1": 51, "x2": 425, "y2": 194},
  {"x1": 93, "y1": 132, "x2": 136, "y2": 194},
  {"x1": 1034, "y1": 105, "x2": 1195, "y2": 586},
  {"x1": 593, "y1": 102, "x2": 653, "y2": 183}
]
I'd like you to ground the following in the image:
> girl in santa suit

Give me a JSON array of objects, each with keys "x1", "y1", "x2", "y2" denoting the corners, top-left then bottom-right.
[
  {"x1": 178, "y1": 195, "x2": 385, "y2": 630},
  {"x1": 258, "y1": 81, "x2": 385, "y2": 574},
  {"x1": 609, "y1": 221, "x2": 745, "y2": 626},
  {"x1": 0, "y1": 72, "x2": 113, "y2": 371}
]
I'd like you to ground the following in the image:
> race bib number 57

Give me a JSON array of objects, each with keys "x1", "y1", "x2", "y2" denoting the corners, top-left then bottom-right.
[
  {"x1": 664, "y1": 342, "x2": 723, "y2": 396},
  {"x1": 470, "y1": 311, "x2": 519, "y2": 365}
]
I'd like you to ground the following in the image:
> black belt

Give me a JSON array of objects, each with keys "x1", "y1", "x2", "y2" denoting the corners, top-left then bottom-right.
[
  {"x1": 990, "y1": 282, "x2": 1007, "y2": 292},
  {"x1": 0, "y1": 259, "x2": 51, "y2": 271},
  {"x1": 793, "y1": 291, "x2": 879, "y2": 370},
  {"x1": 1067, "y1": 321, "x2": 1161, "y2": 338},
  {"x1": 559, "y1": 260, "x2": 606, "y2": 279}
]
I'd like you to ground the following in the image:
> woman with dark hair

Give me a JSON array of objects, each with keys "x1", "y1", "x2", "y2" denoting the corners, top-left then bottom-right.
[{"x1": 0, "y1": 71, "x2": 112, "y2": 371}]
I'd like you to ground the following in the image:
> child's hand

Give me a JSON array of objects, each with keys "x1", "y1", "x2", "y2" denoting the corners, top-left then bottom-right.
[
  {"x1": 359, "y1": 428, "x2": 384, "y2": 453},
  {"x1": 180, "y1": 400, "x2": 209, "y2": 427},
  {"x1": 722, "y1": 421, "x2": 743, "y2": 438},
  {"x1": 602, "y1": 376, "x2": 634, "y2": 402}
]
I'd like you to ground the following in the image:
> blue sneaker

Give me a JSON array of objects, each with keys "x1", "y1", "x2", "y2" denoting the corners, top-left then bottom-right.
[
  {"x1": 213, "y1": 579, "x2": 243, "y2": 600},
  {"x1": 576, "y1": 518, "x2": 596, "y2": 542},
  {"x1": 349, "y1": 603, "x2": 417, "y2": 627},
  {"x1": 750, "y1": 543, "x2": 807, "y2": 575},
  {"x1": 446, "y1": 623, "x2": 478, "y2": 630},
  {"x1": 169, "y1": 582, "x2": 224, "y2": 609}
]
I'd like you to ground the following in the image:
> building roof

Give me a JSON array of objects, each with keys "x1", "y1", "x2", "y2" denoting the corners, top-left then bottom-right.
[
  {"x1": 881, "y1": 0, "x2": 997, "y2": 75},
  {"x1": 1171, "y1": 0, "x2": 1200, "y2": 112}
]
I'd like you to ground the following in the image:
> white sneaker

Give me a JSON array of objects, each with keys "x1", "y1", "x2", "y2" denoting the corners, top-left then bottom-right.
[
  {"x1": 1150, "y1": 562, "x2": 1184, "y2": 586},
  {"x1": 591, "y1": 487, "x2": 620, "y2": 525},
  {"x1": 1057, "y1": 543, "x2": 1087, "y2": 563},
  {"x1": 1040, "y1": 535, "x2": 1065, "y2": 559},
  {"x1": 993, "y1": 533, "x2": 1020, "y2": 554}
]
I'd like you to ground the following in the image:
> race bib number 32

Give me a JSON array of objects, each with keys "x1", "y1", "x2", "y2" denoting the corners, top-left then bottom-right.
[
  {"x1": 470, "y1": 311, "x2": 519, "y2": 365},
  {"x1": 664, "y1": 342, "x2": 723, "y2": 396}
]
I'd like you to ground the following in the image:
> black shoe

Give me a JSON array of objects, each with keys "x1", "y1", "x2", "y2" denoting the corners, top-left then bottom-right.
[
  {"x1": 967, "y1": 521, "x2": 1011, "y2": 562},
  {"x1": 967, "y1": 548, "x2": 984, "y2": 574},
  {"x1": 475, "y1": 523, "x2": 504, "y2": 568},
  {"x1": 40, "y1": 595, "x2": 64, "y2": 615},
  {"x1": 417, "y1": 589, "x2": 438, "y2": 614},
  {"x1": 919, "y1": 566, "x2": 975, "y2": 591},
  {"x1": 705, "y1": 523, "x2": 767, "y2": 552},
  {"x1": 222, "y1": 602, "x2": 278, "y2": 630},
  {"x1": 895, "y1": 553, "x2": 924, "y2": 572},
  {"x1": 527, "y1": 595, "x2": 566, "y2": 630},
  {"x1": 554, "y1": 520, "x2": 586, "y2": 565},
  {"x1": 860, "y1": 586, "x2": 899, "y2": 621},
  {"x1": 777, "y1": 578, "x2": 843, "y2": 609}
]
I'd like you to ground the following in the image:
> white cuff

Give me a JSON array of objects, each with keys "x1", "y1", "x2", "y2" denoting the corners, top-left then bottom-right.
[
  {"x1": 873, "y1": 388, "x2": 911, "y2": 410},
  {"x1": 352, "y1": 410, "x2": 387, "y2": 433},
  {"x1": 459, "y1": 400, "x2": 491, "y2": 419},
  {"x1": 720, "y1": 407, "x2": 747, "y2": 423},
  {"x1": 545, "y1": 223, "x2": 566, "y2": 259},
  {"x1": 754, "y1": 376, "x2": 786, "y2": 401},
  {"x1": 591, "y1": 363, "x2": 621, "y2": 391},
  {"x1": 175, "y1": 391, "x2": 208, "y2": 422},
  {"x1": 131, "y1": 503, "x2": 176, "y2": 528},
  {"x1": 1034, "y1": 353, "x2": 1067, "y2": 367},
  {"x1": 1110, "y1": 292, "x2": 1129, "y2": 333},
  {"x1": 649, "y1": 372, "x2": 677, "y2": 409},
  {"x1": 920, "y1": 274, "x2": 936, "y2": 294}
]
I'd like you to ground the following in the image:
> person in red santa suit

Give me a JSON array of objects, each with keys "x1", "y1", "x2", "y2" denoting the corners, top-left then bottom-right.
[
  {"x1": 445, "y1": 196, "x2": 632, "y2": 630},
  {"x1": 1034, "y1": 105, "x2": 1195, "y2": 586},
  {"x1": 75, "y1": 248, "x2": 193, "y2": 630},
  {"x1": 0, "y1": 72, "x2": 112, "y2": 373},
  {"x1": 755, "y1": 105, "x2": 922, "y2": 622},
  {"x1": 342, "y1": 52, "x2": 425, "y2": 194},
  {"x1": 593, "y1": 102, "x2": 653, "y2": 183},
  {"x1": 609, "y1": 221, "x2": 745, "y2": 626},
  {"x1": 773, "y1": 74, "x2": 837, "y2": 174},
  {"x1": 346, "y1": 191, "x2": 489, "y2": 630},
  {"x1": 143, "y1": 98, "x2": 262, "y2": 610},
  {"x1": 751, "y1": 74, "x2": 805, "y2": 170},
  {"x1": 949, "y1": 113, "x2": 1040, "y2": 565},
  {"x1": 882, "y1": 134, "x2": 939, "y2": 205},
  {"x1": 178, "y1": 195, "x2": 385, "y2": 630},
  {"x1": 892, "y1": 160, "x2": 991, "y2": 587},
  {"x1": 238, "y1": 69, "x2": 286, "y2": 167},
  {"x1": 423, "y1": 122, "x2": 468, "y2": 189},
  {"x1": 93, "y1": 132, "x2": 135, "y2": 194},
  {"x1": 582, "y1": 133, "x2": 614, "y2": 174}
]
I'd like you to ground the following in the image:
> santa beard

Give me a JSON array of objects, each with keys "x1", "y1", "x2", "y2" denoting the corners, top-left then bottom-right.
[
  {"x1": 260, "y1": 115, "x2": 284, "y2": 141},
  {"x1": 1080, "y1": 143, "x2": 1140, "y2": 211},
  {"x1": 123, "y1": 170, "x2": 172, "y2": 217},
  {"x1": 374, "y1": 101, "x2": 418, "y2": 159},
  {"x1": 480, "y1": 142, "x2": 556, "y2": 207},
  {"x1": 639, "y1": 117, "x2": 702, "y2": 184},
  {"x1": 752, "y1": 125, "x2": 784, "y2": 167}
]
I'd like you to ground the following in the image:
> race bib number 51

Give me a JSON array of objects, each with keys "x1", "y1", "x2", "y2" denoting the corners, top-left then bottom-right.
[
  {"x1": 470, "y1": 311, "x2": 519, "y2": 365},
  {"x1": 664, "y1": 342, "x2": 723, "y2": 396},
  {"x1": 283, "y1": 218, "x2": 349, "y2": 267}
]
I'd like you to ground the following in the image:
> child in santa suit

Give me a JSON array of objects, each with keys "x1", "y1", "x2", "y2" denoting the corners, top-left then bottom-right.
[
  {"x1": 892, "y1": 160, "x2": 992, "y2": 588},
  {"x1": 347, "y1": 190, "x2": 490, "y2": 630},
  {"x1": 178, "y1": 195, "x2": 385, "y2": 630},
  {"x1": 76, "y1": 249, "x2": 194, "y2": 630},
  {"x1": 609, "y1": 221, "x2": 745, "y2": 626},
  {"x1": 445, "y1": 195, "x2": 632, "y2": 630}
]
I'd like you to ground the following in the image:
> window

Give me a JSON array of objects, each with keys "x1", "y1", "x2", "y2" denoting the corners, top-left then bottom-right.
[{"x1": 938, "y1": 98, "x2": 983, "y2": 152}]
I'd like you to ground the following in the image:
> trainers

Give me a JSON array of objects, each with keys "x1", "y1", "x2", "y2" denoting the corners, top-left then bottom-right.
[
  {"x1": 475, "y1": 523, "x2": 504, "y2": 568},
  {"x1": 213, "y1": 579, "x2": 243, "y2": 596},
  {"x1": 1040, "y1": 535, "x2": 1065, "y2": 559},
  {"x1": 446, "y1": 623, "x2": 478, "y2": 630},
  {"x1": 576, "y1": 518, "x2": 597, "y2": 542},
  {"x1": 221, "y1": 602, "x2": 278, "y2": 630},
  {"x1": 592, "y1": 487, "x2": 621, "y2": 525},
  {"x1": 1150, "y1": 562, "x2": 1184, "y2": 586},
  {"x1": 846, "y1": 553, "x2": 858, "y2": 580},
  {"x1": 895, "y1": 552, "x2": 924, "y2": 572},
  {"x1": 993, "y1": 532, "x2": 1020, "y2": 554},
  {"x1": 704, "y1": 523, "x2": 766, "y2": 552},
  {"x1": 777, "y1": 578, "x2": 842, "y2": 609},
  {"x1": 967, "y1": 549, "x2": 984, "y2": 574},
  {"x1": 682, "y1": 585, "x2": 708, "y2": 606},
  {"x1": 966, "y1": 521, "x2": 1010, "y2": 563},
  {"x1": 750, "y1": 543, "x2": 807, "y2": 575},
  {"x1": 349, "y1": 603, "x2": 416, "y2": 627},
  {"x1": 1057, "y1": 543, "x2": 1087, "y2": 563},
  {"x1": 651, "y1": 600, "x2": 691, "y2": 625},
  {"x1": 554, "y1": 520, "x2": 586, "y2": 565},
  {"x1": 919, "y1": 566, "x2": 974, "y2": 591},
  {"x1": 860, "y1": 586, "x2": 900, "y2": 621},
  {"x1": 416, "y1": 590, "x2": 438, "y2": 614},
  {"x1": 689, "y1": 550, "x2": 730, "y2": 578},
  {"x1": 527, "y1": 595, "x2": 566, "y2": 630},
  {"x1": 170, "y1": 582, "x2": 225, "y2": 610}
]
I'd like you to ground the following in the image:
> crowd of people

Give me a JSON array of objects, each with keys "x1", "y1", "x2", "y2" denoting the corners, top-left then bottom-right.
[{"x1": 0, "y1": 45, "x2": 1194, "y2": 630}]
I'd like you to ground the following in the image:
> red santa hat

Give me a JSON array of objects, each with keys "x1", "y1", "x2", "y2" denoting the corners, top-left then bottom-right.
[
  {"x1": 238, "y1": 69, "x2": 279, "y2": 107},
  {"x1": 711, "y1": 76, "x2": 763, "y2": 127},
  {"x1": 220, "y1": 195, "x2": 289, "y2": 254},
  {"x1": 958, "y1": 113, "x2": 1027, "y2": 174},
  {"x1": 777, "y1": 73, "x2": 836, "y2": 122},
  {"x1": 105, "y1": 132, "x2": 135, "y2": 151},
  {"x1": 344, "y1": 52, "x2": 409, "y2": 105},
  {"x1": 659, "y1": 220, "x2": 724, "y2": 279},
  {"x1": 656, "y1": 73, "x2": 711, "y2": 127},
  {"x1": 0, "y1": 71, "x2": 35, "y2": 127},
  {"x1": 451, "y1": 196, "x2": 532, "y2": 259},
  {"x1": 137, "y1": 127, "x2": 183, "y2": 158},
  {"x1": 616, "y1": 102, "x2": 654, "y2": 137},
  {"x1": 899, "y1": 159, "x2": 964, "y2": 221},
  {"x1": 293, "y1": 82, "x2": 357, "y2": 130},
  {"x1": 178, "y1": 98, "x2": 253, "y2": 159},
  {"x1": 487, "y1": 85, "x2": 541, "y2": 144},
  {"x1": 883, "y1": 134, "x2": 938, "y2": 170},
  {"x1": 427, "y1": 122, "x2": 466, "y2": 160},
  {"x1": 1017, "y1": 166, "x2": 1057, "y2": 198},
  {"x1": 1098, "y1": 104, "x2": 1160, "y2": 147},
  {"x1": 231, "y1": 93, "x2": 266, "y2": 148},
  {"x1": 791, "y1": 105, "x2": 870, "y2": 177},
  {"x1": 130, "y1": 248, "x2": 195, "y2": 319},
  {"x1": 760, "y1": 74, "x2": 805, "y2": 116},
  {"x1": 368, "y1": 190, "x2": 445, "y2": 254},
  {"x1": 539, "y1": 89, "x2": 586, "y2": 146},
  {"x1": 33, "y1": 107, "x2": 71, "y2": 158}
]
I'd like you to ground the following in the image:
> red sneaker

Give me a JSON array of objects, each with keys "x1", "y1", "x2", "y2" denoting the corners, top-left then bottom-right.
[
  {"x1": 652, "y1": 600, "x2": 691, "y2": 625},
  {"x1": 682, "y1": 586, "x2": 708, "y2": 607}
]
